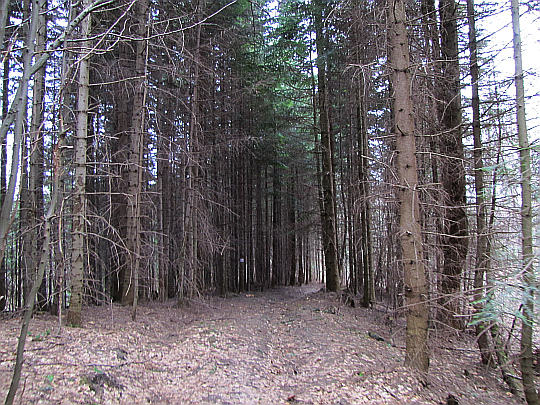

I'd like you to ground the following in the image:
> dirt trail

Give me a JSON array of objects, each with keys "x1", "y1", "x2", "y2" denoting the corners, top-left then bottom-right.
[{"x1": 0, "y1": 284, "x2": 522, "y2": 404}]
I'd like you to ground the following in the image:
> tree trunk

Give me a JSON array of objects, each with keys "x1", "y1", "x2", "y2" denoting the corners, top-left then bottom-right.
[
  {"x1": 5, "y1": 147, "x2": 61, "y2": 405},
  {"x1": 157, "y1": 89, "x2": 172, "y2": 301},
  {"x1": 0, "y1": 0, "x2": 38, "y2": 296},
  {"x1": 510, "y1": 0, "x2": 538, "y2": 403},
  {"x1": 288, "y1": 176, "x2": 297, "y2": 286},
  {"x1": 29, "y1": 0, "x2": 47, "y2": 311},
  {"x1": 0, "y1": 0, "x2": 9, "y2": 48},
  {"x1": 181, "y1": 0, "x2": 204, "y2": 300},
  {"x1": 254, "y1": 161, "x2": 266, "y2": 289},
  {"x1": 0, "y1": 9, "x2": 10, "y2": 310},
  {"x1": 466, "y1": 0, "x2": 493, "y2": 366},
  {"x1": 271, "y1": 167, "x2": 282, "y2": 287},
  {"x1": 66, "y1": 0, "x2": 91, "y2": 326},
  {"x1": 314, "y1": 0, "x2": 340, "y2": 292},
  {"x1": 438, "y1": 0, "x2": 468, "y2": 328},
  {"x1": 388, "y1": 0, "x2": 430, "y2": 372},
  {"x1": 357, "y1": 80, "x2": 374, "y2": 307},
  {"x1": 123, "y1": 0, "x2": 149, "y2": 314}
]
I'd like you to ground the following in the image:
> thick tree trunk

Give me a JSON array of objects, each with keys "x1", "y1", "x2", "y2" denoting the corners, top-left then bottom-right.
[
  {"x1": 389, "y1": 0, "x2": 430, "y2": 372},
  {"x1": 510, "y1": 1, "x2": 538, "y2": 403}
]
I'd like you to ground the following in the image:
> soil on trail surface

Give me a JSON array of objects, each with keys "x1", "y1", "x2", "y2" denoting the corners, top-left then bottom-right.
[{"x1": 0, "y1": 284, "x2": 523, "y2": 404}]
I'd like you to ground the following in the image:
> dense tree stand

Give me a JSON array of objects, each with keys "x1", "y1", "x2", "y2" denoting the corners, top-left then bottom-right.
[{"x1": 0, "y1": 1, "x2": 538, "y2": 401}]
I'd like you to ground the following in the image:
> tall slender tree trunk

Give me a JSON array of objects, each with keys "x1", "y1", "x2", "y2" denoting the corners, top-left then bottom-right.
[
  {"x1": 4, "y1": 138, "x2": 62, "y2": 405},
  {"x1": 0, "y1": 5, "x2": 10, "y2": 311},
  {"x1": 314, "y1": 0, "x2": 340, "y2": 292},
  {"x1": 157, "y1": 93, "x2": 172, "y2": 301},
  {"x1": 467, "y1": 0, "x2": 493, "y2": 365},
  {"x1": 484, "y1": 92, "x2": 521, "y2": 395},
  {"x1": 0, "y1": 0, "x2": 38, "y2": 302},
  {"x1": 66, "y1": 0, "x2": 91, "y2": 326},
  {"x1": 123, "y1": 0, "x2": 149, "y2": 313},
  {"x1": 288, "y1": 176, "x2": 297, "y2": 286},
  {"x1": 388, "y1": 0, "x2": 429, "y2": 372},
  {"x1": 271, "y1": 167, "x2": 282, "y2": 287},
  {"x1": 438, "y1": 0, "x2": 468, "y2": 328},
  {"x1": 29, "y1": 0, "x2": 47, "y2": 310},
  {"x1": 255, "y1": 161, "x2": 266, "y2": 289},
  {"x1": 357, "y1": 80, "x2": 374, "y2": 307},
  {"x1": 184, "y1": 1, "x2": 203, "y2": 300},
  {"x1": 510, "y1": 1, "x2": 538, "y2": 403}
]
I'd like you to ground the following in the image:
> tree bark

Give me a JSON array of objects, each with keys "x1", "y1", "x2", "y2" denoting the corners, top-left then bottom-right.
[{"x1": 388, "y1": 0, "x2": 430, "y2": 372}]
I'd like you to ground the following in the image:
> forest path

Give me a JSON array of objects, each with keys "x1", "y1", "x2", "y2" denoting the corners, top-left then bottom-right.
[{"x1": 0, "y1": 284, "x2": 521, "y2": 404}]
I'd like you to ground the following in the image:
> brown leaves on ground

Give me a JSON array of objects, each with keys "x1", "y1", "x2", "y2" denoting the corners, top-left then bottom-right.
[{"x1": 0, "y1": 284, "x2": 522, "y2": 404}]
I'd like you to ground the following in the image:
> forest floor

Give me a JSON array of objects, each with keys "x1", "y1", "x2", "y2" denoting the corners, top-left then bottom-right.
[{"x1": 0, "y1": 283, "x2": 525, "y2": 404}]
